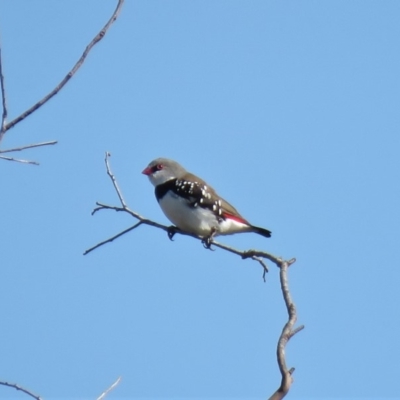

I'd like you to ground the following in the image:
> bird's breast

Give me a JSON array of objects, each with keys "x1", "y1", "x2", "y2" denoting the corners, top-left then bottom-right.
[{"x1": 159, "y1": 191, "x2": 218, "y2": 236}]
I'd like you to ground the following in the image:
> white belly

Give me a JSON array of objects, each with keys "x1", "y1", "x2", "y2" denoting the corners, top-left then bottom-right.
[{"x1": 159, "y1": 192, "x2": 218, "y2": 237}]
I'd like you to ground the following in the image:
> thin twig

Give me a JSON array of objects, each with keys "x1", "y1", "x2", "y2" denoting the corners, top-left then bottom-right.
[
  {"x1": 0, "y1": 140, "x2": 57, "y2": 153},
  {"x1": 3, "y1": 0, "x2": 124, "y2": 133},
  {"x1": 91, "y1": 202, "x2": 174, "y2": 232},
  {"x1": 0, "y1": 37, "x2": 8, "y2": 142},
  {"x1": 0, "y1": 155, "x2": 39, "y2": 165},
  {"x1": 0, "y1": 381, "x2": 42, "y2": 400},
  {"x1": 84, "y1": 222, "x2": 142, "y2": 255},
  {"x1": 253, "y1": 256, "x2": 269, "y2": 281},
  {"x1": 96, "y1": 376, "x2": 122, "y2": 400},
  {"x1": 105, "y1": 152, "x2": 127, "y2": 208}
]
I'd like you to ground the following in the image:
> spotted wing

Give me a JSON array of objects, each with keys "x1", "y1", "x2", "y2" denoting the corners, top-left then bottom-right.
[{"x1": 173, "y1": 173, "x2": 250, "y2": 224}]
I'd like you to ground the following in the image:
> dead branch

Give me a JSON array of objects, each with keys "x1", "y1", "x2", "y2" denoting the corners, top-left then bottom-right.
[
  {"x1": 86, "y1": 152, "x2": 304, "y2": 398},
  {"x1": 0, "y1": 376, "x2": 122, "y2": 400},
  {"x1": 105, "y1": 151, "x2": 127, "y2": 208},
  {"x1": 0, "y1": 0, "x2": 124, "y2": 163},
  {"x1": 2, "y1": 0, "x2": 124, "y2": 133},
  {"x1": 0, "y1": 154, "x2": 39, "y2": 165},
  {"x1": 96, "y1": 376, "x2": 122, "y2": 400},
  {"x1": 0, "y1": 381, "x2": 42, "y2": 400},
  {"x1": 268, "y1": 258, "x2": 305, "y2": 400},
  {"x1": 0, "y1": 140, "x2": 57, "y2": 154},
  {"x1": 84, "y1": 221, "x2": 142, "y2": 255},
  {"x1": 0, "y1": 38, "x2": 7, "y2": 140}
]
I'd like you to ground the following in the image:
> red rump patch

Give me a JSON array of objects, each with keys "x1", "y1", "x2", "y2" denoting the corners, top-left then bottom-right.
[{"x1": 222, "y1": 212, "x2": 249, "y2": 225}]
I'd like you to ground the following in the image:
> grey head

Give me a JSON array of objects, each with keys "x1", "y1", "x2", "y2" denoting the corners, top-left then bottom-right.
[{"x1": 142, "y1": 158, "x2": 187, "y2": 187}]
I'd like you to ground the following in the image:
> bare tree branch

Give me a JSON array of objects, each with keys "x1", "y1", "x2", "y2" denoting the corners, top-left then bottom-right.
[
  {"x1": 86, "y1": 152, "x2": 304, "y2": 398},
  {"x1": 0, "y1": 140, "x2": 58, "y2": 154},
  {"x1": 0, "y1": 37, "x2": 8, "y2": 142},
  {"x1": 104, "y1": 152, "x2": 127, "y2": 208},
  {"x1": 268, "y1": 258, "x2": 305, "y2": 400},
  {"x1": 84, "y1": 222, "x2": 142, "y2": 255},
  {"x1": 0, "y1": 376, "x2": 122, "y2": 400},
  {"x1": 0, "y1": 1, "x2": 124, "y2": 164},
  {"x1": 0, "y1": 154, "x2": 39, "y2": 165},
  {"x1": 3, "y1": 0, "x2": 124, "y2": 133},
  {"x1": 96, "y1": 376, "x2": 122, "y2": 400},
  {"x1": 0, "y1": 381, "x2": 42, "y2": 400}
]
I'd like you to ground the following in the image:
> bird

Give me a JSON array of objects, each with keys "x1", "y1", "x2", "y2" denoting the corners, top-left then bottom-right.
[{"x1": 142, "y1": 158, "x2": 272, "y2": 245}]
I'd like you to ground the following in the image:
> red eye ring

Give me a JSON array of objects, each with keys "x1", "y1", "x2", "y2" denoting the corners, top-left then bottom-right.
[{"x1": 157, "y1": 164, "x2": 163, "y2": 170}]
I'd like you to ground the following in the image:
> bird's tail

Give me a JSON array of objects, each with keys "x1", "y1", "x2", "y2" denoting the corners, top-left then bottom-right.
[{"x1": 251, "y1": 225, "x2": 272, "y2": 238}]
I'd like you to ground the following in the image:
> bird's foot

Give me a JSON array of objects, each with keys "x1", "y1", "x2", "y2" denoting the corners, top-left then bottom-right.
[
  {"x1": 167, "y1": 226, "x2": 178, "y2": 241},
  {"x1": 202, "y1": 229, "x2": 216, "y2": 250},
  {"x1": 201, "y1": 237, "x2": 214, "y2": 250}
]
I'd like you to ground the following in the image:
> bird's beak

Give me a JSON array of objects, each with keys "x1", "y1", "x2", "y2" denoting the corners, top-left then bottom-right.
[{"x1": 142, "y1": 167, "x2": 152, "y2": 176}]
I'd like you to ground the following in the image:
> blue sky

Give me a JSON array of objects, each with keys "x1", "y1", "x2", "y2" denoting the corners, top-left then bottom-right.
[{"x1": 1, "y1": 1, "x2": 400, "y2": 399}]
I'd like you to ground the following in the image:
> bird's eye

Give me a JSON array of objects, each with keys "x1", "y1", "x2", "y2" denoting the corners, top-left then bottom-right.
[{"x1": 157, "y1": 164, "x2": 163, "y2": 170}]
